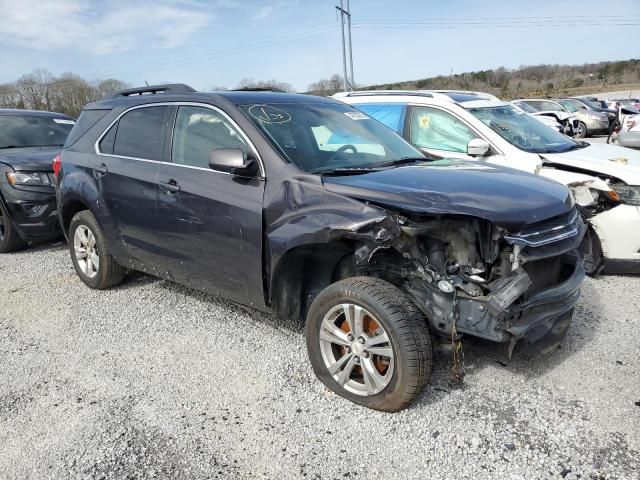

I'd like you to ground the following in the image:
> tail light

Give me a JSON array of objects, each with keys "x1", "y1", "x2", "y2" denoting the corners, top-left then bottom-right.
[
  {"x1": 52, "y1": 154, "x2": 61, "y2": 178},
  {"x1": 626, "y1": 119, "x2": 637, "y2": 131}
]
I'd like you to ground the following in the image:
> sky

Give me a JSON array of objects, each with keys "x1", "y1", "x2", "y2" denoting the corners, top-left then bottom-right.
[{"x1": 0, "y1": 0, "x2": 639, "y2": 92}]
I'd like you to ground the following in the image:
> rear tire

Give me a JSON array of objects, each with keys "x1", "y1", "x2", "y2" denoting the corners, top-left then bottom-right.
[
  {"x1": 69, "y1": 210, "x2": 126, "y2": 289},
  {"x1": 0, "y1": 201, "x2": 27, "y2": 253},
  {"x1": 305, "y1": 277, "x2": 432, "y2": 412}
]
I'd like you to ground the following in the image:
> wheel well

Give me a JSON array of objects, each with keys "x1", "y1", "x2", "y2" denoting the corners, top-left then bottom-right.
[
  {"x1": 270, "y1": 242, "x2": 353, "y2": 325},
  {"x1": 61, "y1": 200, "x2": 89, "y2": 235}
]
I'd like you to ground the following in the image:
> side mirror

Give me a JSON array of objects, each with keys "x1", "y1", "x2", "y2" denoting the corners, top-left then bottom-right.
[
  {"x1": 467, "y1": 138, "x2": 490, "y2": 157},
  {"x1": 209, "y1": 148, "x2": 259, "y2": 177}
]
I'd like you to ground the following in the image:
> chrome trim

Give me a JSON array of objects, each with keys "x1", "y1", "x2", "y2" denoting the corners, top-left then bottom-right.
[
  {"x1": 93, "y1": 101, "x2": 266, "y2": 178},
  {"x1": 504, "y1": 209, "x2": 580, "y2": 247}
]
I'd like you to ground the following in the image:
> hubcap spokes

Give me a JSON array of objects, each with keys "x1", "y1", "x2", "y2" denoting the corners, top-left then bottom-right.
[
  {"x1": 73, "y1": 226, "x2": 99, "y2": 278},
  {"x1": 319, "y1": 303, "x2": 394, "y2": 396}
]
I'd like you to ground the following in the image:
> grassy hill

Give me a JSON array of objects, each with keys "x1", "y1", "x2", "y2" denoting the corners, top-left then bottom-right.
[{"x1": 361, "y1": 59, "x2": 640, "y2": 99}]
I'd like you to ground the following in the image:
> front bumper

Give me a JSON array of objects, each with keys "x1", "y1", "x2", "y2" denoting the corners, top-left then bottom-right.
[
  {"x1": 0, "y1": 183, "x2": 59, "y2": 242},
  {"x1": 590, "y1": 204, "x2": 640, "y2": 273},
  {"x1": 618, "y1": 131, "x2": 640, "y2": 148},
  {"x1": 409, "y1": 255, "x2": 584, "y2": 352}
]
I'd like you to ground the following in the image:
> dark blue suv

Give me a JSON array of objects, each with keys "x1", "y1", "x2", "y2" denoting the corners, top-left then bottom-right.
[
  {"x1": 56, "y1": 84, "x2": 586, "y2": 411},
  {"x1": 0, "y1": 109, "x2": 75, "y2": 252}
]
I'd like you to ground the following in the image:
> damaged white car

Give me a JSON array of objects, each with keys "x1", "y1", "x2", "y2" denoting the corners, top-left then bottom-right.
[{"x1": 335, "y1": 91, "x2": 640, "y2": 274}]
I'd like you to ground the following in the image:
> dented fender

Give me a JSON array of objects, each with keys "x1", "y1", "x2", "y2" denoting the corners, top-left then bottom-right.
[{"x1": 265, "y1": 177, "x2": 400, "y2": 298}]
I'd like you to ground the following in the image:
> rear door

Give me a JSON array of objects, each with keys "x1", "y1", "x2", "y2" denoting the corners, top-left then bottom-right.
[
  {"x1": 156, "y1": 104, "x2": 265, "y2": 304},
  {"x1": 92, "y1": 104, "x2": 171, "y2": 270}
]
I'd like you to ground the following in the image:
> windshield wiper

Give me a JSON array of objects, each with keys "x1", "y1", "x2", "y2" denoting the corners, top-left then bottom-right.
[
  {"x1": 374, "y1": 157, "x2": 427, "y2": 168},
  {"x1": 315, "y1": 167, "x2": 384, "y2": 176}
]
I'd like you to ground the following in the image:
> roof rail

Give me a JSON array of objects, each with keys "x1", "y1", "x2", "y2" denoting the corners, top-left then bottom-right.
[
  {"x1": 111, "y1": 83, "x2": 196, "y2": 98},
  {"x1": 336, "y1": 90, "x2": 434, "y2": 98},
  {"x1": 231, "y1": 87, "x2": 287, "y2": 93}
]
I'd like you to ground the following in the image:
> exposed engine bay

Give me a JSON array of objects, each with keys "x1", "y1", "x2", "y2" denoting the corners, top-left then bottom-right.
[{"x1": 348, "y1": 208, "x2": 586, "y2": 356}]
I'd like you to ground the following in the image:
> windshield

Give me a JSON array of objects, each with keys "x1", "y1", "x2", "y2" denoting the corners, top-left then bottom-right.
[
  {"x1": 239, "y1": 102, "x2": 423, "y2": 173},
  {"x1": 468, "y1": 104, "x2": 580, "y2": 153},
  {"x1": 0, "y1": 114, "x2": 74, "y2": 149},
  {"x1": 514, "y1": 102, "x2": 537, "y2": 113},
  {"x1": 580, "y1": 98, "x2": 603, "y2": 110},
  {"x1": 557, "y1": 99, "x2": 582, "y2": 113}
]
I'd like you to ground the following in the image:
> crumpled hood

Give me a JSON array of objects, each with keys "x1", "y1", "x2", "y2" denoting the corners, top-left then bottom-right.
[
  {"x1": 0, "y1": 146, "x2": 60, "y2": 172},
  {"x1": 323, "y1": 159, "x2": 573, "y2": 232},
  {"x1": 543, "y1": 143, "x2": 640, "y2": 185}
]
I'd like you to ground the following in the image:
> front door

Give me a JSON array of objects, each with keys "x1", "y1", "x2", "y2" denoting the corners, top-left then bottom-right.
[
  {"x1": 156, "y1": 104, "x2": 265, "y2": 306},
  {"x1": 407, "y1": 105, "x2": 480, "y2": 160}
]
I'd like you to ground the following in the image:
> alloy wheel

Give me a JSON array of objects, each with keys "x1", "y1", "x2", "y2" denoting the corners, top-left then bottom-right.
[
  {"x1": 319, "y1": 303, "x2": 395, "y2": 396},
  {"x1": 73, "y1": 225, "x2": 99, "y2": 278}
]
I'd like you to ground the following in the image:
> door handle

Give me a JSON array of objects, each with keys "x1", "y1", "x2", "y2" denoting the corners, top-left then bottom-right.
[
  {"x1": 159, "y1": 179, "x2": 181, "y2": 193},
  {"x1": 94, "y1": 164, "x2": 108, "y2": 176}
]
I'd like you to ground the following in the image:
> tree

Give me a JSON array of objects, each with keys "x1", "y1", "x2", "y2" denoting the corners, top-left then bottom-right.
[
  {"x1": 307, "y1": 74, "x2": 345, "y2": 96},
  {"x1": 97, "y1": 79, "x2": 129, "y2": 98},
  {"x1": 236, "y1": 78, "x2": 294, "y2": 92}
]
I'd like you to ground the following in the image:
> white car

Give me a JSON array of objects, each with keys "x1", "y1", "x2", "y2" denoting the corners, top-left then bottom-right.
[
  {"x1": 334, "y1": 90, "x2": 640, "y2": 274},
  {"x1": 619, "y1": 114, "x2": 640, "y2": 149},
  {"x1": 511, "y1": 101, "x2": 576, "y2": 135}
]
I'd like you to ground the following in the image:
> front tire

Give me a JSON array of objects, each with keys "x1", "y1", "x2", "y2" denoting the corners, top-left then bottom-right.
[
  {"x1": 305, "y1": 277, "x2": 432, "y2": 412},
  {"x1": 574, "y1": 121, "x2": 588, "y2": 139},
  {"x1": 69, "y1": 210, "x2": 126, "y2": 289},
  {"x1": 0, "y1": 201, "x2": 27, "y2": 253},
  {"x1": 582, "y1": 227, "x2": 603, "y2": 277}
]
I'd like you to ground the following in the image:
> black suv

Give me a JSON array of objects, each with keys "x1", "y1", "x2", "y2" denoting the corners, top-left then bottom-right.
[
  {"x1": 57, "y1": 84, "x2": 586, "y2": 411},
  {"x1": 0, "y1": 109, "x2": 75, "y2": 252}
]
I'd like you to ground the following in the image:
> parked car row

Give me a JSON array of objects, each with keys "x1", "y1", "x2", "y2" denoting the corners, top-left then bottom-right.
[{"x1": 1, "y1": 84, "x2": 640, "y2": 412}]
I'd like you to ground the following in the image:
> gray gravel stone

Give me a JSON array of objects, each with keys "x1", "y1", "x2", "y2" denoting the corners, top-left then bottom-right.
[{"x1": 0, "y1": 243, "x2": 639, "y2": 479}]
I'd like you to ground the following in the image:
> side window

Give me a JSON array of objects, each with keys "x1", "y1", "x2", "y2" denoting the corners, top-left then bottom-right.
[
  {"x1": 172, "y1": 106, "x2": 248, "y2": 169},
  {"x1": 409, "y1": 106, "x2": 477, "y2": 153},
  {"x1": 99, "y1": 123, "x2": 117, "y2": 154},
  {"x1": 355, "y1": 103, "x2": 406, "y2": 134},
  {"x1": 537, "y1": 101, "x2": 563, "y2": 112},
  {"x1": 113, "y1": 106, "x2": 169, "y2": 160}
]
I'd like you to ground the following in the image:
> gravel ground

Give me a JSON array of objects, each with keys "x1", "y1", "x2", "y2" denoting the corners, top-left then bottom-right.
[{"x1": 1, "y1": 243, "x2": 639, "y2": 480}]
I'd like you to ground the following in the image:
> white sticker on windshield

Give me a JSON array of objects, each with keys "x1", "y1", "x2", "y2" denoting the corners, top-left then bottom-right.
[
  {"x1": 344, "y1": 111, "x2": 368, "y2": 120},
  {"x1": 53, "y1": 119, "x2": 75, "y2": 124}
]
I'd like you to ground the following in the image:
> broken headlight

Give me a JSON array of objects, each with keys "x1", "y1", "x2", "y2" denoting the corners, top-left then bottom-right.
[{"x1": 610, "y1": 185, "x2": 640, "y2": 206}]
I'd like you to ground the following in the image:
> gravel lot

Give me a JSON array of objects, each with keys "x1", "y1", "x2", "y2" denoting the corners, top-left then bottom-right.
[{"x1": 1, "y1": 243, "x2": 639, "y2": 479}]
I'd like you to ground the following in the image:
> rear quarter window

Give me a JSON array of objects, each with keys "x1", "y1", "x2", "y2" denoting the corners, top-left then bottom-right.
[{"x1": 64, "y1": 109, "x2": 110, "y2": 148}]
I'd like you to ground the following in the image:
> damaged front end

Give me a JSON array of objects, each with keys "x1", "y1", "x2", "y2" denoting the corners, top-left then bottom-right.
[{"x1": 355, "y1": 207, "x2": 587, "y2": 357}]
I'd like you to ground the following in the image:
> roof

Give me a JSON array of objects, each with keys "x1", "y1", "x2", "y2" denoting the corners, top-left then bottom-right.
[
  {"x1": 334, "y1": 89, "x2": 499, "y2": 104},
  {"x1": 0, "y1": 108, "x2": 73, "y2": 118},
  {"x1": 217, "y1": 91, "x2": 339, "y2": 105},
  {"x1": 86, "y1": 83, "x2": 339, "y2": 110}
]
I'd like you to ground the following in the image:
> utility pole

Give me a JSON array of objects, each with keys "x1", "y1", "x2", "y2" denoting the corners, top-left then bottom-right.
[
  {"x1": 346, "y1": 0, "x2": 355, "y2": 88},
  {"x1": 336, "y1": 1, "x2": 354, "y2": 91}
]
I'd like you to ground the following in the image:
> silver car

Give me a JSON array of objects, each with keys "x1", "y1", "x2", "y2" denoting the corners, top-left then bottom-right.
[{"x1": 515, "y1": 98, "x2": 609, "y2": 138}]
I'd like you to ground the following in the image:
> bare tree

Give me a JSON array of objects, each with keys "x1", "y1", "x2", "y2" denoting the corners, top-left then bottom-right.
[
  {"x1": 97, "y1": 79, "x2": 129, "y2": 98},
  {"x1": 15, "y1": 69, "x2": 56, "y2": 110},
  {"x1": 307, "y1": 74, "x2": 345, "y2": 96},
  {"x1": 50, "y1": 73, "x2": 99, "y2": 117},
  {"x1": 235, "y1": 78, "x2": 294, "y2": 92}
]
